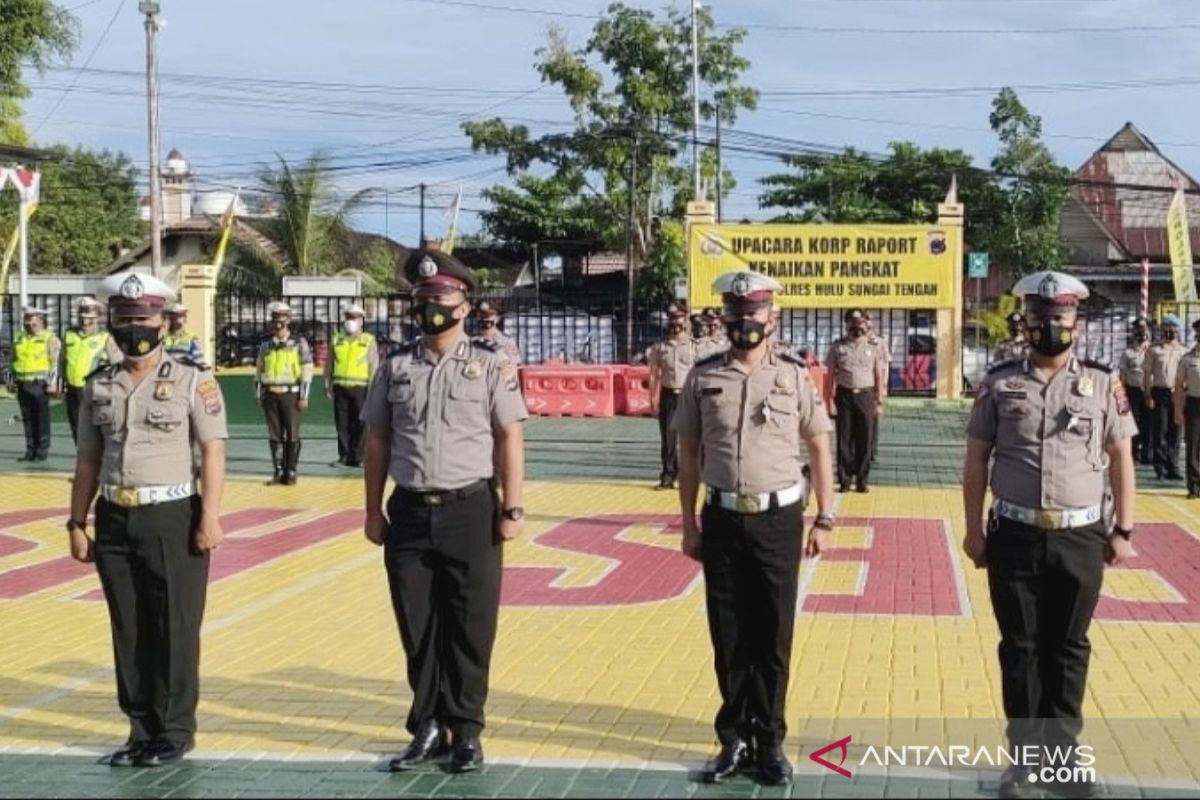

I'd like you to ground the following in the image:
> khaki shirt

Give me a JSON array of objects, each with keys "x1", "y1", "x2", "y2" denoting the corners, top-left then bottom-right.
[
  {"x1": 825, "y1": 335, "x2": 886, "y2": 390},
  {"x1": 361, "y1": 335, "x2": 528, "y2": 491},
  {"x1": 967, "y1": 356, "x2": 1137, "y2": 509},
  {"x1": 477, "y1": 330, "x2": 521, "y2": 364},
  {"x1": 77, "y1": 355, "x2": 229, "y2": 487},
  {"x1": 1178, "y1": 348, "x2": 1200, "y2": 399},
  {"x1": 1145, "y1": 341, "x2": 1185, "y2": 389},
  {"x1": 693, "y1": 336, "x2": 726, "y2": 360},
  {"x1": 648, "y1": 337, "x2": 699, "y2": 390},
  {"x1": 993, "y1": 338, "x2": 1029, "y2": 365},
  {"x1": 673, "y1": 348, "x2": 834, "y2": 495},
  {"x1": 1118, "y1": 344, "x2": 1149, "y2": 391}
]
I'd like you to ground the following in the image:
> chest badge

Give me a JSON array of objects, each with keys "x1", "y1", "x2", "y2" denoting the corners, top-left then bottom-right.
[
  {"x1": 1004, "y1": 378, "x2": 1023, "y2": 391},
  {"x1": 1075, "y1": 377, "x2": 1094, "y2": 398},
  {"x1": 775, "y1": 373, "x2": 792, "y2": 391},
  {"x1": 154, "y1": 381, "x2": 174, "y2": 401},
  {"x1": 464, "y1": 359, "x2": 483, "y2": 380}
]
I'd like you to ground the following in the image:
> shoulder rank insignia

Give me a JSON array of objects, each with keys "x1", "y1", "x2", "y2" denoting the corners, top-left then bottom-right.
[
  {"x1": 472, "y1": 337, "x2": 501, "y2": 353},
  {"x1": 170, "y1": 354, "x2": 212, "y2": 372},
  {"x1": 987, "y1": 359, "x2": 1019, "y2": 375},
  {"x1": 695, "y1": 352, "x2": 724, "y2": 367},
  {"x1": 1081, "y1": 359, "x2": 1113, "y2": 374}
]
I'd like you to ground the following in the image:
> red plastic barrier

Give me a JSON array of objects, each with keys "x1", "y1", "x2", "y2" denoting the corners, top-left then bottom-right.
[
  {"x1": 614, "y1": 365, "x2": 652, "y2": 417},
  {"x1": 900, "y1": 354, "x2": 933, "y2": 391},
  {"x1": 521, "y1": 366, "x2": 616, "y2": 417},
  {"x1": 808, "y1": 365, "x2": 831, "y2": 405}
]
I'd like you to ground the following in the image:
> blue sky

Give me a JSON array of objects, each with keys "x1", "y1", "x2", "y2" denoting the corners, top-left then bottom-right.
[{"x1": 19, "y1": 0, "x2": 1200, "y2": 247}]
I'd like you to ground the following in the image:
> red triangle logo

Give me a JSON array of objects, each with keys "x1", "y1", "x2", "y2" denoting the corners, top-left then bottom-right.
[{"x1": 810, "y1": 735, "x2": 853, "y2": 778}]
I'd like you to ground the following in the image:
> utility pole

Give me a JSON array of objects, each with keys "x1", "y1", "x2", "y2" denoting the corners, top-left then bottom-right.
[
  {"x1": 140, "y1": 1, "x2": 163, "y2": 278},
  {"x1": 383, "y1": 190, "x2": 389, "y2": 239},
  {"x1": 690, "y1": 0, "x2": 702, "y2": 202},
  {"x1": 419, "y1": 183, "x2": 427, "y2": 246},
  {"x1": 625, "y1": 132, "x2": 639, "y2": 362},
  {"x1": 715, "y1": 102, "x2": 723, "y2": 223}
]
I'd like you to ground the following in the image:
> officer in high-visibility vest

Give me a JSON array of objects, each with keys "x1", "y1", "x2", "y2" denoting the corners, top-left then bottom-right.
[
  {"x1": 62, "y1": 297, "x2": 122, "y2": 442},
  {"x1": 324, "y1": 303, "x2": 378, "y2": 468},
  {"x1": 254, "y1": 302, "x2": 312, "y2": 485},
  {"x1": 11, "y1": 306, "x2": 62, "y2": 462},
  {"x1": 163, "y1": 303, "x2": 204, "y2": 363}
]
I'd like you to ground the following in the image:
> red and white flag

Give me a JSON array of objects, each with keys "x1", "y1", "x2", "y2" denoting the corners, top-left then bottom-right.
[
  {"x1": 1141, "y1": 258, "x2": 1150, "y2": 318},
  {"x1": 0, "y1": 167, "x2": 10, "y2": 191},
  {"x1": 10, "y1": 168, "x2": 40, "y2": 204}
]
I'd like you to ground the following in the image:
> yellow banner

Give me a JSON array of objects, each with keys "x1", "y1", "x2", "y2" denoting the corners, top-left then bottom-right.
[
  {"x1": 1167, "y1": 189, "x2": 1198, "y2": 304},
  {"x1": 688, "y1": 223, "x2": 957, "y2": 310}
]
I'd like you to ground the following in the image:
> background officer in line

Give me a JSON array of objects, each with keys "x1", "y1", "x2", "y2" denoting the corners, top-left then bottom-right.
[
  {"x1": 362, "y1": 249, "x2": 527, "y2": 775},
  {"x1": 62, "y1": 297, "x2": 122, "y2": 443},
  {"x1": 825, "y1": 308, "x2": 887, "y2": 493},
  {"x1": 67, "y1": 272, "x2": 227, "y2": 768},
  {"x1": 163, "y1": 303, "x2": 204, "y2": 362},
  {"x1": 1174, "y1": 319, "x2": 1200, "y2": 499},
  {"x1": 1143, "y1": 314, "x2": 1185, "y2": 480},
  {"x1": 254, "y1": 302, "x2": 312, "y2": 485},
  {"x1": 647, "y1": 302, "x2": 697, "y2": 490},
  {"x1": 473, "y1": 300, "x2": 521, "y2": 363},
  {"x1": 863, "y1": 313, "x2": 890, "y2": 463},
  {"x1": 324, "y1": 303, "x2": 377, "y2": 468},
  {"x1": 992, "y1": 312, "x2": 1029, "y2": 365},
  {"x1": 963, "y1": 271, "x2": 1134, "y2": 799},
  {"x1": 11, "y1": 306, "x2": 61, "y2": 462},
  {"x1": 675, "y1": 270, "x2": 836, "y2": 786},
  {"x1": 1119, "y1": 317, "x2": 1152, "y2": 464}
]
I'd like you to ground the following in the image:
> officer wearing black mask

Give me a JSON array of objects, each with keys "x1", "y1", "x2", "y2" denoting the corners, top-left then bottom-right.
[
  {"x1": 1118, "y1": 318, "x2": 1152, "y2": 464},
  {"x1": 1144, "y1": 315, "x2": 1185, "y2": 480}
]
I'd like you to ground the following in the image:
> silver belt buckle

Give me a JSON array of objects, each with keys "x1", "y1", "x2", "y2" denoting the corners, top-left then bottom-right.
[
  {"x1": 1035, "y1": 509, "x2": 1059, "y2": 529},
  {"x1": 735, "y1": 494, "x2": 761, "y2": 514}
]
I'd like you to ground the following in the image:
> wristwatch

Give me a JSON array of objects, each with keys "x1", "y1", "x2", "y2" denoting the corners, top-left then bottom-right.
[
  {"x1": 814, "y1": 512, "x2": 837, "y2": 531},
  {"x1": 1111, "y1": 525, "x2": 1134, "y2": 541},
  {"x1": 66, "y1": 519, "x2": 87, "y2": 534},
  {"x1": 501, "y1": 507, "x2": 525, "y2": 522}
]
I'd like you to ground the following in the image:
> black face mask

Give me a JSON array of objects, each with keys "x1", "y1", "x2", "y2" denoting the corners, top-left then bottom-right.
[
  {"x1": 481, "y1": 320, "x2": 497, "y2": 330},
  {"x1": 1027, "y1": 320, "x2": 1074, "y2": 357},
  {"x1": 1135, "y1": 331, "x2": 1149, "y2": 343},
  {"x1": 1165, "y1": 329, "x2": 1178, "y2": 341},
  {"x1": 851, "y1": 326, "x2": 867, "y2": 337},
  {"x1": 726, "y1": 318, "x2": 768, "y2": 351},
  {"x1": 668, "y1": 323, "x2": 685, "y2": 336},
  {"x1": 415, "y1": 301, "x2": 461, "y2": 336},
  {"x1": 112, "y1": 324, "x2": 162, "y2": 359}
]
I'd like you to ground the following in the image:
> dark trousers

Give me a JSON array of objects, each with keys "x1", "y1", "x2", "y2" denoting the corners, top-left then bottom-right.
[
  {"x1": 384, "y1": 483, "x2": 502, "y2": 739},
  {"x1": 333, "y1": 384, "x2": 367, "y2": 464},
  {"x1": 261, "y1": 391, "x2": 301, "y2": 443},
  {"x1": 700, "y1": 500, "x2": 804, "y2": 746},
  {"x1": 835, "y1": 387, "x2": 875, "y2": 486},
  {"x1": 986, "y1": 516, "x2": 1105, "y2": 749},
  {"x1": 16, "y1": 381, "x2": 50, "y2": 458},
  {"x1": 94, "y1": 496, "x2": 209, "y2": 746},
  {"x1": 1186, "y1": 397, "x2": 1200, "y2": 493},
  {"x1": 1126, "y1": 386, "x2": 1149, "y2": 463},
  {"x1": 66, "y1": 386, "x2": 84, "y2": 443},
  {"x1": 657, "y1": 389, "x2": 681, "y2": 483},
  {"x1": 1150, "y1": 386, "x2": 1180, "y2": 475}
]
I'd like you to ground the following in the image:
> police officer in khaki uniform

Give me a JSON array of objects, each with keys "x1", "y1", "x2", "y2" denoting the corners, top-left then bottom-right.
[
  {"x1": 68, "y1": 272, "x2": 228, "y2": 768},
  {"x1": 675, "y1": 271, "x2": 835, "y2": 786},
  {"x1": 992, "y1": 312, "x2": 1029, "y2": 365},
  {"x1": 473, "y1": 300, "x2": 521, "y2": 363},
  {"x1": 324, "y1": 303, "x2": 378, "y2": 468},
  {"x1": 825, "y1": 308, "x2": 887, "y2": 492},
  {"x1": 62, "y1": 297, "x2": 122, "y2": 442},
  {"x1": 963, "y1": 271, "x2": 1135, "y2": 798},
  {"x1": 254, "y1": 302, "x2": 313, "y2": 485},
  {"x1": 363, "y1": 249, "x2": 527, "y2": 774},
  {"x1": 10, "y1": 306, "x2": 62, "y2": 462},
  {"x1": 647, "y1": 302, "x2": 698, "y2": 490},
  {"x1": 864, "y1": 314, "x2": 890, "y2": 463},
  {"x1": 1174, "y1": 319, "x2": 1200, "y2": 499},
  {"x1": 1144, "y1": 314, "x2": 1185, "y2": 480},
  {"x1": 1119, "y1": 317, "x2": 1152, "y2": 464}
]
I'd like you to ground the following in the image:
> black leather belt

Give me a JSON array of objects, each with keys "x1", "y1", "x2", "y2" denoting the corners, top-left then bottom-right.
[{"x1": 394, "y1": 479, "x2": 490, "y2": 507}]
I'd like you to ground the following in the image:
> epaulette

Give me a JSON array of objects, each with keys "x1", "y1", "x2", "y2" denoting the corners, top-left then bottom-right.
[
  {"x1": 695, "y1": 352, "x2": 724, "y2": 367},
  {"x1": 472, "y1": 337, "x2": 501, "y2": 353},
  {"x1": 386, "y1": 342, "x2": 416, "y2": 358},
  {"x1": 85, "y1": 363, "x2": 120, "y2": 381},
  {"x1": 169, "y1": 354, "x2": 212, "y2": 372},
  {"x1": 1081, "y1": 359, "x2": 1113, "y2": 374},
  {"x1": 776, "y1": 349, "x2": 807, "y2": 367},
  {"x1": 987, "y1": 359, "x2": 1019, "y2": 375}
]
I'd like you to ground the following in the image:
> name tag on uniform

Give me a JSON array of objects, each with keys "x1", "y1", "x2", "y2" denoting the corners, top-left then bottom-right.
[
  {"x1": 702, "y1": 388, "x2": 723, "y2": 396},
  {"x1": 999, "y1": 391, "x2": 1027, "y2": 399},
  {"x1": 394, "y1": 377, "x2": 412, "y2": 386},
  {"x1": 92, "y1": 398, "x2": 112, "y2": 406}
]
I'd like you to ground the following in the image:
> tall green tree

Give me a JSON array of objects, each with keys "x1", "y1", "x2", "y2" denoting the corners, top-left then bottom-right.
[
  {"x1": 252, "y1": 153, "x2": 374, "y2": 276},
  {"x1": 0, "y1": 146, "x2": 142, "y2": 273},
  {"x1": 0, "y1": 0, "x2": 77, "y2": 145},
  {"x1": 464, "y1": 3, "x2": 758, "y2": 297}
]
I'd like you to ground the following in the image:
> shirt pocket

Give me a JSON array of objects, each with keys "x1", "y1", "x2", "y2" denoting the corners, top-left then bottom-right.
[
  {"x1": 140, "y1": 403, "x2": 187, "y2": 445},
  {"x1": 700, "y1": 390, "x2": 739, "y2": 436},
  {"x1": 1061, "y1": 401, "x2": 1104, "y2": 470},
  {"x1": 445, "y1": 379, "x2": 488, "y2": 426}
]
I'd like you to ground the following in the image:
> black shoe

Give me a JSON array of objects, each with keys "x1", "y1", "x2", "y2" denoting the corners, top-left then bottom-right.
[
  {"x1": 449, "y1": 736, "x2": 484, "y2": 773},
  {"x1": 755, "y1": 742, "x2": 793, "y2": 786},
  {"x1": 108, "y1": 739, "x2": 150, "y2": 767},
  {"x1": 388, "y1": 721, "x2": 447, "y2": 772},
  {"x1": 998, "y1": 765, "x2": 1033, "y2": 798},
  {"x1": 283, "y1": 471, "x2": 297, "y2": 486},
  {"x1": 345, "y1": 460, "x2": 362, "y2": 468},
  {"x1": 855, "y1": 481, "x2": 869, "y2": 493},
  {"x1": 702, "y1": 739, "x2": 749, "y2": 783},
  {"x1": 17, "y1": 453, "x2": 33, "y2": 462},
  {"x1": 837, "y1": 482, "x2": 850, "y2": 494},
  {"x1": 135, "y1": 739, "x2": 193, "y2": 767},
  {"x1": 1190, "y1": 491, "x2": 1200, "y2": 500},
  {"x1": 1166, "y1": 471, "x2": 1184, "y2": 481}
]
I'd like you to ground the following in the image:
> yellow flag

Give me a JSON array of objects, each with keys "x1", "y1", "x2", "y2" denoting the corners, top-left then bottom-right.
[
  {"x1": 1167, "y1": 188, "x2": 1198, "y2": 304},
  {"x1": 211, "y1": 193, "x2": 239, "y2": 273}
]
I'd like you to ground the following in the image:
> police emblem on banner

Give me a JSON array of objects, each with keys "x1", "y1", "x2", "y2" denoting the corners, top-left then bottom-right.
[{"x1": 927, "y1": 230, "x2": 947, "y2": 255}]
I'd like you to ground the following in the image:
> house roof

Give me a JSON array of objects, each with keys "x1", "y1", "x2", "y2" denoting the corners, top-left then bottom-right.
[
  {"x1": 1071, "y1": 122, "x2": 1200, "y2": 262},
  {"x1": 104, "y1": 216, "x2": 288, "y2": 274},
  {"x1": 0, "y1": 144, "x2": 58, "y2": 164}
]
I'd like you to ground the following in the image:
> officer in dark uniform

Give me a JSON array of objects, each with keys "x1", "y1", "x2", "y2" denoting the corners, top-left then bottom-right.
[
  {"x1": 825, "y1": 309, "x2": 887, "y2": 493},
  {"x1": 1119, "y1": 317, "x2": 1152, "y2": 464},
  {"x1": 68, "y1": 272, "x2": 228, "y2": 768},
  {"x1": 362, "y1": 249, "x2": 528, "y2": 774},
  {"x1": 675, "y1": 270, "x2": 836, "y2": 786},
  {"x1": 963, "y1": 271, "x2": 1135, "y2": 798},
  {"x1": 1174, "y1": 320, "x2": 1200, "y2": 499}
]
